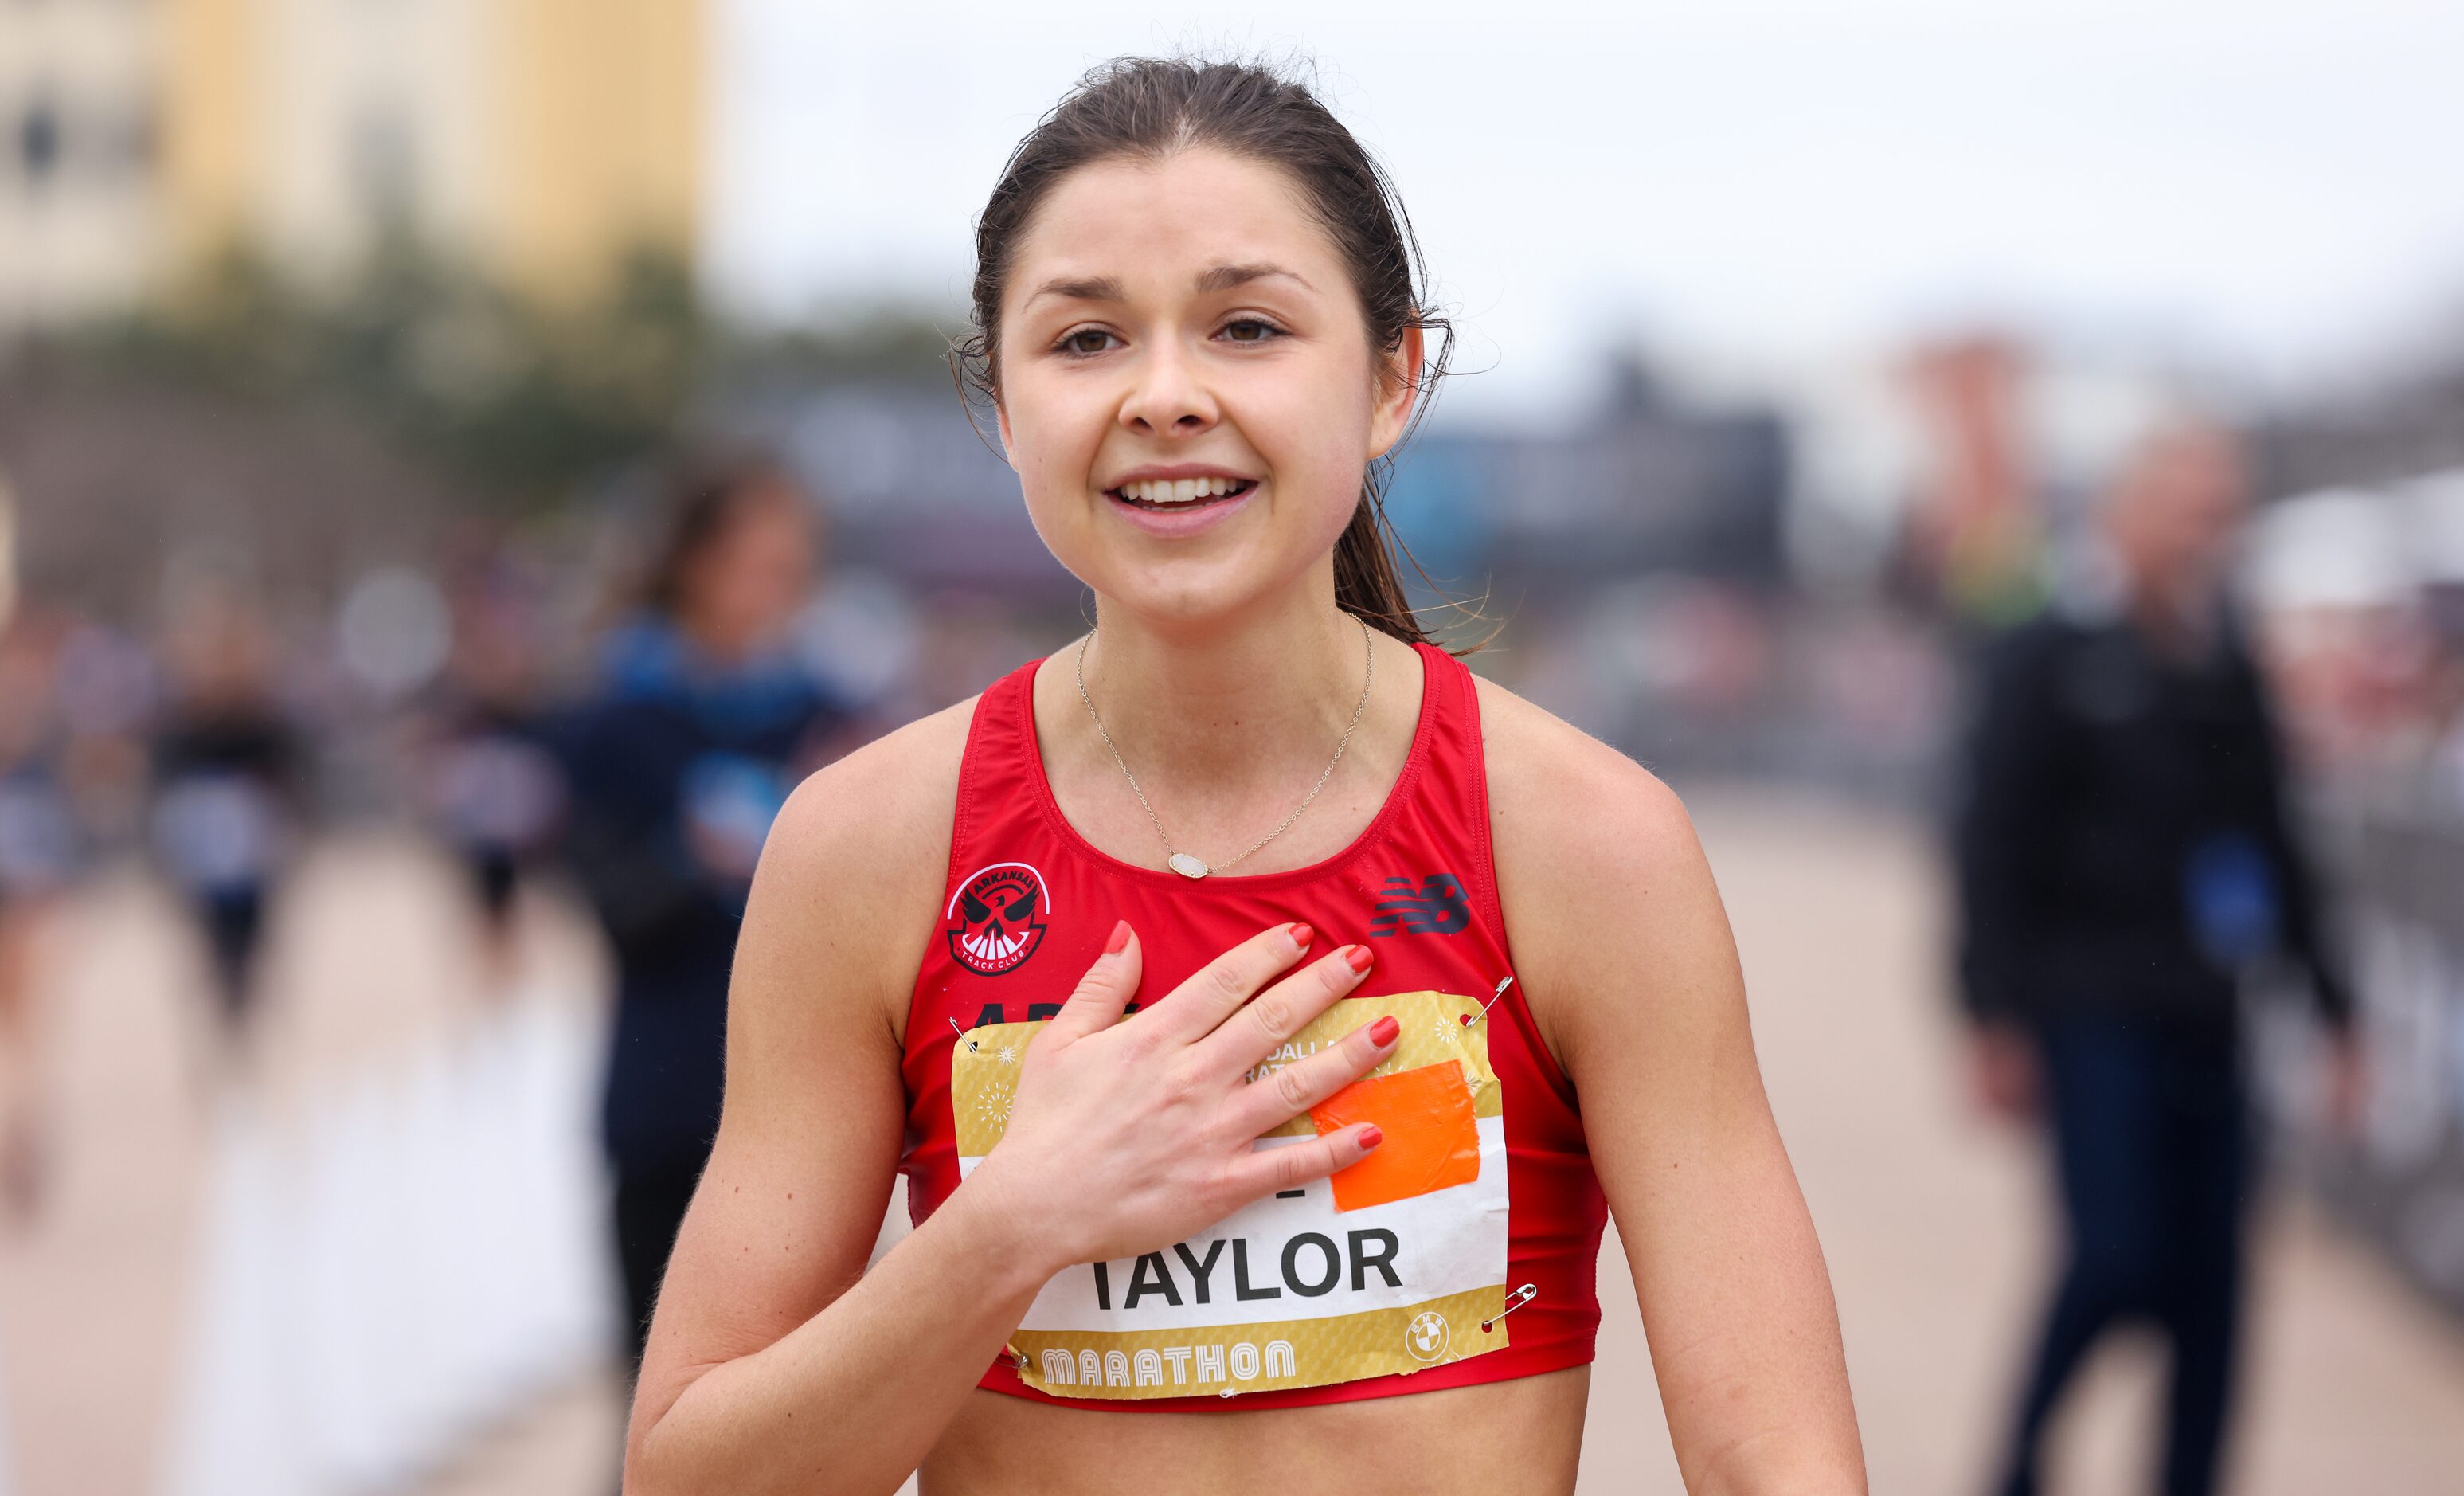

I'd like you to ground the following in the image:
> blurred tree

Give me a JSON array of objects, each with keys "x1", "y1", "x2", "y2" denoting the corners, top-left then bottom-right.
[{"x1": 42, "y1": 236, "x2": 952, "y2": 516}]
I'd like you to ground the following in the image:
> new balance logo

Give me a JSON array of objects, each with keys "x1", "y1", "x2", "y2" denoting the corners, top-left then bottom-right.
[{"x1": 1370, "y1": 874, "x2": 1471, "y2": 936}]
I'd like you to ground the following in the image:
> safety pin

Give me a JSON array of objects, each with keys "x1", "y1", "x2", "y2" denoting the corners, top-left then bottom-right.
[
  {"x1": 949, "y1": 1017, "x2": 979, "y2": 1052},
  {"x1": 1006, "y1": 1341, "x2": 1027, "y2": 1370},
  {"x1": 1480, "y1": 1283, "x2": 1539, "y2": 1333},
  {"x1": 1460, "y1": 975, "x2": 1516, "y2": 1028}
]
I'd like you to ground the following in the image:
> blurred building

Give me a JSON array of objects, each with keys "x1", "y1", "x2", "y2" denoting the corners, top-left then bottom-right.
[
  {"x1": 1, "y1": 0, "x2": 704, "y2": 335},
  {"x1": 0, "y1": 0, "x2": 159, "y2": 330},
  {"x1": 1386, "y1": 354, "x2": 1792, "y2": 586}
]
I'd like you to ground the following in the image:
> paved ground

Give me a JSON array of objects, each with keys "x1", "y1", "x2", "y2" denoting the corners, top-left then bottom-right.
[{"x1": 2, "y1": 794, "x2": 2459, "y2": 1494}]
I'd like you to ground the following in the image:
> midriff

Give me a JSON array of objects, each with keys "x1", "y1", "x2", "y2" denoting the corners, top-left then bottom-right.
[{"x1": 919, "y1": 1363, "x2": 1591, "y2": 1494}]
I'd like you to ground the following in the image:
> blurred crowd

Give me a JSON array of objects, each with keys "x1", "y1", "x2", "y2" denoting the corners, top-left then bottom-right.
[
  {"x1": 0, "y1": 407, "x2": 2461, "y2": 1494},
  {"x1": 0, "y1": 455, "x2": 1050, "y2": 1248}
]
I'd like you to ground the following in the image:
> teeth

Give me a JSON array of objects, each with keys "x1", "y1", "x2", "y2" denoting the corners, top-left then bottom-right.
[{"x1": 1117, "y1": 477, "x2": 1246, "y2": 504}]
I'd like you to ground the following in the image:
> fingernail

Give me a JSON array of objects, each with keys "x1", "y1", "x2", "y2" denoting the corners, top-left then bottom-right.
[
  {"x1": 1359, "y1": 1125, "x2": 1383, "y2": 1149},
  {"x1": 1289, "y1": 922, "x2": 1313, "y2": 950},
  {"x1": 1371, "y1": 1015, "x2": 1400, "y2": 1047},
  {"x1": 1344, "y1": 945, "x2": 1373, "y2": 973},
  {"x1": 1105, "y1": 919, "x2": 1132, "y2": 956}
]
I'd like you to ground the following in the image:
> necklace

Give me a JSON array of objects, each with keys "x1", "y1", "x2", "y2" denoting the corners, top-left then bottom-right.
[{"x1": 1074, "y1": 614, "x2": 1375, "y2": 879}]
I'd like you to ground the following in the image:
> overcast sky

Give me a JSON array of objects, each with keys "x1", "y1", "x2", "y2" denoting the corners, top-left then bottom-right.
[{"x1": 708, "y1": 0, "x2": 2464, "y2": 421}]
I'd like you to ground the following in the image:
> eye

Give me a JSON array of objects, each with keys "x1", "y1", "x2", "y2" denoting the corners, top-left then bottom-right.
[
  {"x1": 1055, "y1": 327, "x2": 1118, "y2": 357},
  {"x1": 1218, "y1": 317, "x2": 1286, "y2": 344}
]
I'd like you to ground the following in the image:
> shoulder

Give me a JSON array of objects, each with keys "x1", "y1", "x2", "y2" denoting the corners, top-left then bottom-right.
[
  {"x1": 766, "y1": 695, "x2": 976, "y2": 892},
  {"x1": 1468, "y1": 673, "x2": 1727, "y2": 1077},
  {"x1": 1469, "y1": 671, "x2": 1695, "y2": 875},
  {"x1": 1982, "y1": 612, "x2": 2089, "y2": 680},
  {"x1": 740, "y1": 695, "x2": 980, "y2": 1043}
]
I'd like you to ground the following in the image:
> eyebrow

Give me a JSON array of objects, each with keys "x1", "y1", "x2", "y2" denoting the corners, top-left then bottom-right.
[
  {"x1": 1023, "y1": 262, "x2": 1316, "y2": 310},
  {"x1": 1026, "y1": 274, "x2": 1126, "y2": 308},
  {"x1": 1195, "y1": 261, "x2": 1315, "y2": 294}
]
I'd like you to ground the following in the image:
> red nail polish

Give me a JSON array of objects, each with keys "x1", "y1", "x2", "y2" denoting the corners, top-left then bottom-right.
[
  {"x1": 1359, "y1": 1125, "x2": 1383, "y2": 1149},
  {"x1": 1105, "y1": 919, "x2": 1132, "y2": 956},
  {"x1": 1345, "y1": 945, "x2": 1374, "y2": 973},
  {"x1": 1371, "y1": 1015, "x2": 1400, "y2": 1047},
  {"x1": 1289, "y1": 922, "x2": 1313, "y2": 950}
]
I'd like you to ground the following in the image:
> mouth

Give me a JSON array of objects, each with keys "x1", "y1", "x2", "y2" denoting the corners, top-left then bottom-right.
[{"x1": 1105, "y1": 476, "x2": 1258, "y2": 512}]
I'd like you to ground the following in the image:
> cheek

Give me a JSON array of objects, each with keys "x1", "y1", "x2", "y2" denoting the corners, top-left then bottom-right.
[
  {"x1": 1249, "y1": 372, "x2": 1376, "y2": 528},
  {"x1": 1004, "y1": 383, "x2": 1105, "y2": 515}
]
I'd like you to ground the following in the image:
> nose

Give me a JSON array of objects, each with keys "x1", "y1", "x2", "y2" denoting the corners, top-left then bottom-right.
[{"x1": 1117, "y1": 337, "x2": 1217, "y2": 437}]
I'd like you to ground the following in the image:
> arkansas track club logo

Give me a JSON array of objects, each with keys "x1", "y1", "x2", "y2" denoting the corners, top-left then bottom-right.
[{"x1": 947, "y1": 862, "x2": 1050, "y2": 976}]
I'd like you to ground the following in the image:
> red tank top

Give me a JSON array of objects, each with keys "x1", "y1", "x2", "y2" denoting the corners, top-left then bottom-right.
[{"x1": 898, "y1": 642, "x2": 1606, "y2": 1410}]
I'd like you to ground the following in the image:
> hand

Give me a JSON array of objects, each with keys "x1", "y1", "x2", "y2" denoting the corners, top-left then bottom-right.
[
  {"x1": 960, "y1": 920, "x2": 1397, "y2": 1275},
  {"x1": 1966, "y1": 1024, "x2": 2037, "y2": 1124}
]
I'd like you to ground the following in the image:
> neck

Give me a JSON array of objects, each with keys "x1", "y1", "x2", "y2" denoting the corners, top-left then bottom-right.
[
  {"x1": 1081, "y1": 583, "x2": 1376, "y2": 784},
  {"x1": 2122, "y1": 570, "x2": 2218, "y2": 661}
]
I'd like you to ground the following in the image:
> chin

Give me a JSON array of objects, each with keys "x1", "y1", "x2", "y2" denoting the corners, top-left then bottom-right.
[{"x1": 1081, "y1": 554, "x2": 1298, "y2": 632}]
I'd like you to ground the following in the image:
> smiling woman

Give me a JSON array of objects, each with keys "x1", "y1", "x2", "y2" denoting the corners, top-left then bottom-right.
[{"x1": 621, "y1": 56, "x2": 1866, "y2": 1496}]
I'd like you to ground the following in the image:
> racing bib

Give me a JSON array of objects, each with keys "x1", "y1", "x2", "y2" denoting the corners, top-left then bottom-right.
[{"x1": 952, "y1": 989, "x2": 1511, "y2": 1400}]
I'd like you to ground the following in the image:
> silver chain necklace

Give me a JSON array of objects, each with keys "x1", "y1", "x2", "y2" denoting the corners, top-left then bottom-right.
[{"x1": 1074, "y1": 614, "x2": 1374, "y2": 879}]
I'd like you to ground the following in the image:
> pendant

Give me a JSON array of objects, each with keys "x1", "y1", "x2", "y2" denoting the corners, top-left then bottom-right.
[{"x1": 1167, "y1": 852, "x2": 1210, "y2": 879}]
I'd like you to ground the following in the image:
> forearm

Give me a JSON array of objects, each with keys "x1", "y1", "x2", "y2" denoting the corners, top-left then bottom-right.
[
  {"x1": 1645, "y1": 1149, "x2": 1865, "y2": 1494},
  {"x1": 627, "y1": 1186, "x2": 1055, "y2": 1496}
]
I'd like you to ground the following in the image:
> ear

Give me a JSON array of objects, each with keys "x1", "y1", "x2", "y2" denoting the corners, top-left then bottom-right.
[
  {"x1": 1366, "y1": 324, "x2": 1426, "y2": 462},
  {"x1": 994, "y1": 396, "x2": 1019, "y2": 472}
]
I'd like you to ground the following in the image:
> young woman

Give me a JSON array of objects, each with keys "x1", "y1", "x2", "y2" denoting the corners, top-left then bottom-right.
[{"x1": 624, "y1": 59, "x2": 1864, "y2": 1495}]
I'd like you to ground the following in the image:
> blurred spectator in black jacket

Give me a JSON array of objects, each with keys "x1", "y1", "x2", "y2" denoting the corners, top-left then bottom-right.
[
  {"x1": 1956, "y1": 421, "x2": 2364, "y2": 1496},
  {"x1": 557, "y1": 457, "x2": 848, "y2": 1372},
  {"x1": 150, "y1": 585, "x2": 310, "y2": 1048}
]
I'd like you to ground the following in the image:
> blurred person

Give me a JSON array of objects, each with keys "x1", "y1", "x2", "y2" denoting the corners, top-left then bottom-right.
[
  {"x1": 624, "y1": 58, "x2": 1863, "y2": 1496},
  {"x1": 0, "y1": 607, "x2": 81, "y2": 1228},
  {"x1": 422, "y1": 541, "x2": 566, "y2": 990},
  {"x1": 148, "y1": 585, "x2": 310, "y2": 1048},
  {"x1": 49, "y1": 620, "x2": 160, "y2": 856},
  {"x1": 556, "y1": 458, "x2": 849, "y2": 1374},
  {"x1": 1954, "y1": 422, "x2": 2363, "y2": 1496}
]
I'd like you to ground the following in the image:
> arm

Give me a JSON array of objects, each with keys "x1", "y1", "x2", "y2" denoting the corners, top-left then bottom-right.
[
  {"x1": 552, "y1": 704, "x2": 717, "y2": 954},
  {"x1": 1952, "y1": 626, "x2": 2062, "y2": 1028},
  {"x1": 1483, "y1": 687, "x2": 1865, "y2": 1495},
  {"x1": 624, "y1": 710, "x2": 1398, "y2": 1496},
  {"x1": 2227, "y1": 640, "x2": 2352, "y2": 1030}
]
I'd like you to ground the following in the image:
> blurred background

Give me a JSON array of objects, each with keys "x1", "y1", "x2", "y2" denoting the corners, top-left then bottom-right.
[{"x1": 2, "y1": 2, "x2": 2462, "y2": 1493}]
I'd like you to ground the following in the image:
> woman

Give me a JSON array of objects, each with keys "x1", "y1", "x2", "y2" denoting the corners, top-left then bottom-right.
[
  {"x1": 626, "y1": 59, "x2": 1864, "y2": 1494},
  {"x1": 557, "y1": 459, "x2": 847, "y2": 1369}
]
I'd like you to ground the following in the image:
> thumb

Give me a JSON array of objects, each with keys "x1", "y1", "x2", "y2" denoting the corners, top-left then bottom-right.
[{"x1": 1042, "y1": 919, "x2": 1141, "y2": 1044}]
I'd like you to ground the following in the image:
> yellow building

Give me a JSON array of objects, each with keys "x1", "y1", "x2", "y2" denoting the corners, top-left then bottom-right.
[
  {"x1": 0, "y1": 1, "x2": 162, "y2": 329},
  {"x1": 0, "y1": 0, "x2": 704, "y2": 331}
]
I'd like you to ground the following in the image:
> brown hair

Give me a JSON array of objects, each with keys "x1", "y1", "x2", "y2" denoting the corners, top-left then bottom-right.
[
  {"x1": 636, "y1": 454, "x2": 803, "y2": 619},
  {"x1": 956, "y1": 57, "x2": 1475, "y2": 649}
]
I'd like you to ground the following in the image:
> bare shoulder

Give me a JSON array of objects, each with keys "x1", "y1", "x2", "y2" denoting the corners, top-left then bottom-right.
[
  {"x1": 740, "y1": 695, "x2": 980, "y2": 1048},
  {"x1": 771, "y1": 695, "x2": 976, "y2": 884},
  {"x1": 1469, "y1": 672, "x2": 1705, "y2": 892},
  {"x1": 1468, "y1": 674, "x2": 1731, "y2": 1076}
]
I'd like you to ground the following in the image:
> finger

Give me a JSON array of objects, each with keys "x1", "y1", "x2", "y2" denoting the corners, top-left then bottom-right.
[
  {"x1": 1140, "y1": 922, "x2": 1314, "y2": 1044},
  {"x1": 1039, "y1": 919, "x2": 1141, "y2": 1044},
  {"x1": 1232, "y1": 1010, "x2": 1400, "y2": 1134},
  {"x1": 1194, "y1": 942, "x2": 1373, "y2": 1079},
  {"x1": 1226, "y1": 1123, "x2": 1385, "y2": 1201}
]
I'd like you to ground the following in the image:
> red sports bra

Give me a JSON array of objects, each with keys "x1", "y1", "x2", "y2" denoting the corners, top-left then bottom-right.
[{"x1": 898, "y1": 641, "x2": 1606, "y2": 1410}]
